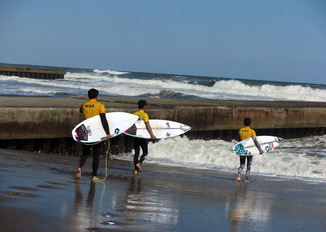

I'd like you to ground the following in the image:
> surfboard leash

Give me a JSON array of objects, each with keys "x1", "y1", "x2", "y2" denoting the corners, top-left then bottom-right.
[
  {"x1": 97, "y1": 140, "x2": 110, "y2": 183},
  {"x1": 84, "y1": 139, "x2": 110, "y2": 183}
]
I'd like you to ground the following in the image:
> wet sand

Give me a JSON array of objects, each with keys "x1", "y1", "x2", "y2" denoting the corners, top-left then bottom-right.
[{"x1": 1, "y1": 149, "x2": 326, "y2": 232}]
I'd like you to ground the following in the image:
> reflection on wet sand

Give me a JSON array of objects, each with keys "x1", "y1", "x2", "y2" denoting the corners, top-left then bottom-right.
[
  {"x1": 2, "y1": 150, "x2": 326, "y2": 232},
  {"x1": 71, "y1": 176, "x2": 180, "y2": 231},
  {"x1": 73, "y1": 180, "x2": 99, "y2": 231},
  {"x1": 112, "y1": 176, "x2": 179, "y2": 231},
  {"x1": 227, "y1": 183, "x2": 272, "y2": 232}
]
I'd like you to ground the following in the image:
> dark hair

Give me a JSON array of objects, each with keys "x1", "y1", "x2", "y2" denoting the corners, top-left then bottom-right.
[
  {"x1": 138, "y1": 100, "x2": 147, "y2": 109},
  {"x1": 88, "y1": 88, "x2": 99, "y2": 99},
  {"x1": 244, "y1": 118, "x2": 251, "y2": 126}
]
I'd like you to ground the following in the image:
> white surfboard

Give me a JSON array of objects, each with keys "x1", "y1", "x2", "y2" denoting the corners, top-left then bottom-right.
[
  {"x1": 233, "y1": 136, "x2": 283, "y2": 156},
  {"x1": 124, "y1": 119, "x2": 191, "y2": 139},
  {"x1": 72, "y1": 112, "x2": 139, "y2": 143}
]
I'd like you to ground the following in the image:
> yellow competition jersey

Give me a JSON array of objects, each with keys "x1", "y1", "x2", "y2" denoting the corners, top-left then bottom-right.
[
  {"x1": 239, "y1": 126, "x2": 256, "y2": 141},
  {"x1": 80, "y1": 99, "x2": 106, "y2": 119},
  {"x1": 133, "y1": 109, "x2": 149, "y2": 122}
]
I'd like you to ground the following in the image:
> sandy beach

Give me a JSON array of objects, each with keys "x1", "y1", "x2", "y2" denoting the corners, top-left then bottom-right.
[{"x1": 1, "y1": 148, "x2": 326, "y2": 232}]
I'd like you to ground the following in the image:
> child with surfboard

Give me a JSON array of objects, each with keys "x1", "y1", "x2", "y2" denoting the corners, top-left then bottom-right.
[
  {"x1": 237, "y1": 118, "x2": 263, "y2": 183},
  {"x1": 75, "y1": 88, "x2": 112, "y2": 182},
  {"x1": 132, "y1": 100, "x2": 156, "y2": 175}
]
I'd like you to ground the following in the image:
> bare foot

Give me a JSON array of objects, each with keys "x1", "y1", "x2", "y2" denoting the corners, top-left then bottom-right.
[
  {"x1": 92, "y1": 176, "x2": 99, "y2": 182},
  {"x1": 134, "y1": 169, "x2": 140, "y2": 175},
  {"x1": 237, "y1": 173, "x2": 241, "y2": 182},
  {"x1": 76, "y1": 168, "x2": 82, "y2": 179},
  {"x1": 136, "y1": 162, "x2": 142, "y2": 172},
  {"x1": 245, "y1": 178, "x2": 250, "y2": 183}
]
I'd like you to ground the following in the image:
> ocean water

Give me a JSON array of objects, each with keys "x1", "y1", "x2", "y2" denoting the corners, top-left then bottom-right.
[
  {"x1": 1, "y1": 65, "x2": 326, "y2": 182},
  {"x1": 1, "y1": 66, "x2": 326, "y2": 102}
]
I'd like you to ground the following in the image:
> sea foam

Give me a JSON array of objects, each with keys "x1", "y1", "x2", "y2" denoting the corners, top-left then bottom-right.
[{"x1": 114, "y1": 135, "x2": 326, "y2": 182}]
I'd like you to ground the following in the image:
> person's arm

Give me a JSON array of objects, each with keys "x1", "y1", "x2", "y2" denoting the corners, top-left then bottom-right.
[
  {"x1": 100, "y1": 104, "x2": 111, "y2": 139},
  {"x1": 100, "y1": 113, "x2": 112, "y2": 140},
  {"x1": 145, "y1": 121, "x2": 156, "y2": 140},
  {"x1": 252, "y1": 136, "x2": 263, "y2": 154},
  {"x1": 79, "y1": 104, "x2": 84, "y2": 113}
]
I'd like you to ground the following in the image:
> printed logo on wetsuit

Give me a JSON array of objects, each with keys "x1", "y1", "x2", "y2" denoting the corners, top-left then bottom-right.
[{"x1": 85, "y1": 104, "x2": 95, "y2": 108}]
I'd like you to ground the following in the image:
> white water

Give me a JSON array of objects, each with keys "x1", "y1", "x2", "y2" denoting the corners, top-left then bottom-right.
[
  {"x1": 1, "y1": 70, "x2": 326, "y2": 101},
  {"x1": 211, "y1": 80, "x2": 326, "y2": 102},
  {"x1": 113, "y1": 135, "x2": 326, "y2": 182}
]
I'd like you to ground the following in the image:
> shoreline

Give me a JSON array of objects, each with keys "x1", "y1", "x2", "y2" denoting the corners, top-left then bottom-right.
[{"x1": 1, "y1": 148, "x2": 326, "y2": 231}]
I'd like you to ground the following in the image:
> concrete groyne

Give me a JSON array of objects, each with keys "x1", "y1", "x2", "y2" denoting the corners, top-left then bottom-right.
[
  {"x1": 0, "y1": 65, "x2": 66, "y2": 79},
  {"x1": 0, "y1": 96, "x2": 325, "y2": 156}
]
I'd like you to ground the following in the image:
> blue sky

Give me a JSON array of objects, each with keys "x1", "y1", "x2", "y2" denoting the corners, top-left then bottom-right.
[{"x1": 1, "y1": 0, "x2": 325, "y2": 84}]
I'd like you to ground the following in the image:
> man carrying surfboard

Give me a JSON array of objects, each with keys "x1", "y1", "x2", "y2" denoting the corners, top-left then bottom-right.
[
  {"x1": 76, "y1": 88, "x2": 112, "y2": 182},
  {"x1": 132, "y1": 100, "x2": 156, "y2": 175},
  {"x1": 237, "y1": 118, "x2": 263, "y2": 183}
]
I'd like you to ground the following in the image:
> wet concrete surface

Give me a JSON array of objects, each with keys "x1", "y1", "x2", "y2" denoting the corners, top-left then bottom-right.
[{"x1": 1, "y1": 149, "x2": 326, "y2": 232}]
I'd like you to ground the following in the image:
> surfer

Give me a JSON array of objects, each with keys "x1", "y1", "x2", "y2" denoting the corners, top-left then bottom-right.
[
  {"x1": 76, "y1": 88, "x2": 112, "y2": 182},
  {"x1": 237, "y1": 118, "x2": 263, "y2": 183},
  {"x1": 132, "y1": 100, "x2": 156, "y2": 175}
]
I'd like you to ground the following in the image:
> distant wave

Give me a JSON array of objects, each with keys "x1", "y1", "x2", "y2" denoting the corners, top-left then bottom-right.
[
  {"x1": 156, "y1": 90, "x2": 200, "y2": 99},
  {"x1": 211, "y1": 80, "x2": 326, "y2": 102},
  {"x1": 1, "y1": 70, "x2": 326, "y2": 102},
  {"x1": 93, "y1": 69, "x2": 129, "y2": 75}
]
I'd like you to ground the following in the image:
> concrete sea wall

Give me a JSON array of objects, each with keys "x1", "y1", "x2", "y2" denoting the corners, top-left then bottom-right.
[
  {"x1": 0, "y1": 96, "x2": 325, "y2": 156},
  {"x1": 0, "y1": 65, "x2": 66, "y2": 79}
]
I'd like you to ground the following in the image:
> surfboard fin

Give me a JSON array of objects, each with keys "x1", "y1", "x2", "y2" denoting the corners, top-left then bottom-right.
[{"x1": 125, "y1": 124, "x2": 137, "y2": 135}]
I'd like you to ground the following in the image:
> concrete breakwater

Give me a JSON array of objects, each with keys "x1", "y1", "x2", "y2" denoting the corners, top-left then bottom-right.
[
  {"x1": 0, "y1": 65, "x2": 66, "y2": 79},
  {"x1": 0, "y1": 96, "x2": 325, "y2": 156}
]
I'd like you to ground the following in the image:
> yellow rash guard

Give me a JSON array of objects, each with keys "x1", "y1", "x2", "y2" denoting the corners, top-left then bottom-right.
[
  {"x1": 80, "y1": 99, "x2": 105, "y2": 119},
  {"x1": 133, "y1": 109, "x2": 149, "y2": 122},
  {"x1": 239, "y1": 126, "x2": 256, "y2": 141}
]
